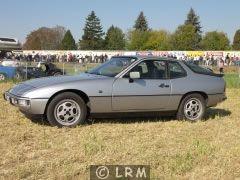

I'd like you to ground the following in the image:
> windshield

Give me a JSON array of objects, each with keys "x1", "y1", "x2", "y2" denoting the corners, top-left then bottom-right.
[{"x1": 87, "y1": 57, "x2": 138, "y2": 77}]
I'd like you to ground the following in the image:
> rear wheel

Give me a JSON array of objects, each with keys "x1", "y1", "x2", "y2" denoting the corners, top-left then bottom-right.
[
  {"x1": 46, "y1": 92, "x2": 87, "y2": 127},
  {"x1": 177, "y1": 93, "x2": 206, "y2": 122},
  {"x1": 0, "y1": 73, "x2": 6, "y2": 81}
]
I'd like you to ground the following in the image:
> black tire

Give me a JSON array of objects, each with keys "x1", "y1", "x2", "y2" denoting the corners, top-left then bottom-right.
[
  {"x1": 14, "y1": 71, "x2": 22, "y2": 80},
  {"x1": 46, "y1": 92, "x2": 87, "y2": 127},
  {"x1": 177, "y1": 93, "x2": 206, "y2": 122},
  {"x1": 53, "y1": 72, "x2": 62, "y2": 76},
  {"x1": 0, "y1": 73, "x2": 6, "y2": 81}
]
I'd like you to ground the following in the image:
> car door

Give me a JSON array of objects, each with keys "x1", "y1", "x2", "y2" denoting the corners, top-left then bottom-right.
[
  {"x1": 167, "y1": 61, "x2": 188, "y2": 110},
  {"x1": 112, "y1": 60, "x2": 171, "y2": 111}
]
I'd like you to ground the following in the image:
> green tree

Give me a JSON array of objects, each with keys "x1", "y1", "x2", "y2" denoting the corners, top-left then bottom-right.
[
  {"x1": 171, "y1": 24, "x2": 200, "y2": 50},
  {"x1": 79, "y1": 11, "x2": 104, "y2": 50},
  {"x1": 134, "y1": 11, "x2": 149, "y2": 31},
  {"x1": 60, "y1": 30, "x2": 76, "y2": 50},
  {"x1": 201, "y1": 31, "x2": 230, "y2": 50},
  {"x1": 185, "y1": 8, "x2": 202, "y2": 34},
  {"x1": 233, "y1": 29, "x2": 240, "y2": 50},
  {"x1": 127, "y1": 30, "x2": 150, "y2": 50},
  {"x1": 184, "y1": 8, "x2": 202, "y2": 47},
  {"x1": 105, "y1": 25, "x2": 125, "y2": 50},
  {"x1": 144, "y1": 30, "x2": 171, "y2": 50}
]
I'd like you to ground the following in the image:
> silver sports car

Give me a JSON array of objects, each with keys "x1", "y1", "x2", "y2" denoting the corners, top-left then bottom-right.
[{"x1": 4, "y1": 56, "x2": 227, "y2": 127}]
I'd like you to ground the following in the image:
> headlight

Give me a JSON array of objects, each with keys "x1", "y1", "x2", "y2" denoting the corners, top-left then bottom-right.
[
  {"x1": 11, "y1": 98, "x2": 18, "y2": 105},
  {"x1": 4, "y1": 93, "x2": 10, "y2": 101},
  {"x1": 18, "y1": 99, "x2": 30, "y2": 107}
]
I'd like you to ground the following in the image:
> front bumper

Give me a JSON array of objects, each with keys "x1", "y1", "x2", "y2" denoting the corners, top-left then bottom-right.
[{"x1": 3, "y1": 92, "x2": 48, "y2": 115}]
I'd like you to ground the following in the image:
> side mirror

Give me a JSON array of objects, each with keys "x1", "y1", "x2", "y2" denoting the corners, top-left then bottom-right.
[{"x1": 129, "y1": 71, "x2": 140, "y2": 80}]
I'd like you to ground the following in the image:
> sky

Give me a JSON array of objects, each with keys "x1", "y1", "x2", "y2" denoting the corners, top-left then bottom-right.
[{"x1": 1, "y1": 0, "x2": 240, "y2": 43}]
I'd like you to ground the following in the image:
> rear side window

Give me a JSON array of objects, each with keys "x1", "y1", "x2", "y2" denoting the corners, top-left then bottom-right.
[
  {"x1": 184, "y1": 62, "x2": 215, "y2": 75},
  {"x1": 168, "y1": 61, "x2": 186, "y2": 79}
]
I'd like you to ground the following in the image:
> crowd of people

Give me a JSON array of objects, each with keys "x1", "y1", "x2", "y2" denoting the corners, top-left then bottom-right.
[
  {"x1": 3, "y1": 52, "x2": 111, "y2": 64},
  {"x1": 1, "y1": 51, "x2": 240, "y2": 74}
]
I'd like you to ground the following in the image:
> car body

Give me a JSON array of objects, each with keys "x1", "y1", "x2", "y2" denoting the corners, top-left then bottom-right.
[
  {"x1": 0, "y1": 65, "x2": 17, "y2": 80},
  {"x1": 4, "y1": 56, "x2": 227, "y2": 127}
]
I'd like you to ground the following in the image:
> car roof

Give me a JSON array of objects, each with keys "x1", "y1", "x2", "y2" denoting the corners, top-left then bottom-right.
[
  {"x1": 111, "y1": 55, "x2": 179, "y2": 62},
  {"x1": 2, "y1": 59, "x2": 15, "y2": 61}
]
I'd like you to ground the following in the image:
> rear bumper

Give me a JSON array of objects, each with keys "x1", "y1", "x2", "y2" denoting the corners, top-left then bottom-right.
[
  {"x1": 207, "y1": 93, "x2": 227, "y2": 107},
  {"x1": 3, "y1": 92, "x2": 48, "y2": 115}
]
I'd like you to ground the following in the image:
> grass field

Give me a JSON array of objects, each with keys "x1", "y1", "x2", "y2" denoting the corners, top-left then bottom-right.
[
  {"x1": 0, "y1": 80, "x2": 240, "y2": 179},
  {"x1": 224, "y1": 74, "x2": 240, "y2": 88}
]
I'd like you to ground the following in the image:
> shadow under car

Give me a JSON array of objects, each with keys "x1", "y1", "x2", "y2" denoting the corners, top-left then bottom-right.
[{"x1": 22, "y1": 108, "x2": 231, "y2": 126}]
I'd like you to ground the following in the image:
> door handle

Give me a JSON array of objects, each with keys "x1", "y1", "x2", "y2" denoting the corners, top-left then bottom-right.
[{"x1": 159, "y1": 83, "x2": 170, "y2": 88}]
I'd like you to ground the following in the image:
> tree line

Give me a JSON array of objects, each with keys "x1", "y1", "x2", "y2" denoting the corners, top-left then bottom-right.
[{"x1": 23, "y1": 9, "x2": 240, "y2": 51}]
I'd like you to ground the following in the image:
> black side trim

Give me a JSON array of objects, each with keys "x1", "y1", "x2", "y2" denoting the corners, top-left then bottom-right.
[
  {"x1": 89, "y1": 93, "x2": 224, "y2": 98},
  {"x1": 89, "y1": 94, "x2": 183, "y2": 98},
  {"x1": 208, "y1": 93, "x2": 224, "y2": 95}
]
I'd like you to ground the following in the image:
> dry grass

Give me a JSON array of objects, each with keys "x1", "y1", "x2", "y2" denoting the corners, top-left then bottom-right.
[{"x1": 0, "y1": 82, "x2": 239, "y2": 180}]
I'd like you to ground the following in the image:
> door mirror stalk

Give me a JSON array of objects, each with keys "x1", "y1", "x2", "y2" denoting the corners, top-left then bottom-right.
[{"x1": 129, "y1": 78, "x2": 134, "y2": 83}]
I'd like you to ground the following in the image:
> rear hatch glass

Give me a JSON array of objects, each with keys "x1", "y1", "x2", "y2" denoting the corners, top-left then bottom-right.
[{"x1": 184, "y1": 61, "x2": 223, "y2": 77}]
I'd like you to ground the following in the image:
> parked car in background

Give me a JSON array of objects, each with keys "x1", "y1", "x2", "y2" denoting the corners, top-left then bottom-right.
[
  {"x1": 4, "y1": 56, "x2": 226, "y2": 127},
  {"x1": 16, "y1": 62, "x2": 64, "y2": 79},
  {"x1": 36, "y1": 62, "x2": 64, "y2": 76},
  {"x1": 0, "y1": 62, "x2": 64, "y2": 81}
]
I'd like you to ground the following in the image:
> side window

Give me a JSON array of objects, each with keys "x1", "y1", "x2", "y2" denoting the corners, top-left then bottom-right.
[
  {"x1": 168, "y1": 62, "x2": 186, "y2": 79},
  {"x1": 138, "y1": 62, "x2": 148, "y2": 74},
  {"x1": 124, "y1": 60, "x2": 167, "y2": 79},
  {"x1": 123, "y1": 61, "x2": 148, "y2": 78}
]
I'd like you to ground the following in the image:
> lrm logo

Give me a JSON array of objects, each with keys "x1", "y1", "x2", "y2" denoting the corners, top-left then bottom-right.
[{"x1": 90, "y1": 165, "x2": 150, "y2": 180}]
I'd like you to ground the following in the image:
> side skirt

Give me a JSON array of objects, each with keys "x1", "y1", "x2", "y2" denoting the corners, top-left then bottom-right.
[{"x1": 90, "y1": 111, "x2": 177, "y2": 119}]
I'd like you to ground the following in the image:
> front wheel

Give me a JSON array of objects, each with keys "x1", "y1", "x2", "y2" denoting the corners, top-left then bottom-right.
[
  {"x1": 46, "y1": 92, "x2": 87, "y2": 127},
  {"x1": 53, "y1": 72, "x2": 62, "y2": 76},
  {"x1": 177, "y1": 93, "x2": 206, "y2": 122}
]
